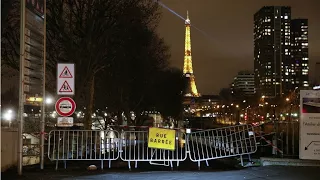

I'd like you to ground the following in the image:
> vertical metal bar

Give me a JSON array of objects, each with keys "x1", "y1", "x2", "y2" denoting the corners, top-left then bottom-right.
[
  {"x1": 233, "y1": 127, "x2": 239, "y2": 155},
  {"x1": 67, "y1": 131, "x2": 70, "y2": 159},
  {"x1": 199, "y1": 132, "x2": 205, "y2": 160},
  {"x1": 90, "y1": 131, "x2": 93, "y2": 159},
  {"x1": 81, "y1": 131, "x2": 84, "y2": 159},
  {"x1": 85, "y1": 131, "x2": 88, "y2": 159},
  {"x1": 40, "y1": 0, "x2": 47, "y2": 170},
  {"x1": 62, "y1": 131, "x2": 65, "y2": 159},
  {"x1": 292, "y1": 122, "x2": 295, "y2": 155},
  {"x1": 77, "y1": 131, "x2": 79, "y2": 158},
  {"x1": 57, "y1": 131, "x2": 60, "y2": 159},
  {"x1": 72, "y1": 131, "x2": 74, "y2": 159},
  {"x1": 224, "y1": 128, "x2": 230, "y2": 156},
  {"x1": 203, "y1": 131, "x2": 209, "y2": 159},
  {"x1": 18, "y1": 0, "x2": 26, "y2": 175}
]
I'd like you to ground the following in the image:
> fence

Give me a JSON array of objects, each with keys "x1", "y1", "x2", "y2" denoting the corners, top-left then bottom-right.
[{"x1": 47, "y1": 124, "x2": 257, "y2": 170}]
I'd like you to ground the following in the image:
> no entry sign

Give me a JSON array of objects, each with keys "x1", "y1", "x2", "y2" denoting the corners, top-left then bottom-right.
[{"x1": 55, "y1": 97, "x2": 76, "y2": 117}]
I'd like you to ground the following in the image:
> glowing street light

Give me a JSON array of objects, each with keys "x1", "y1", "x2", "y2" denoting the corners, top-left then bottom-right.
[
  {"x1": 45, "y1": 97, "x2": 53, "y2": 104},
  {"x1": 4, "y1": 109, "x2": 13, "y2": 121}
]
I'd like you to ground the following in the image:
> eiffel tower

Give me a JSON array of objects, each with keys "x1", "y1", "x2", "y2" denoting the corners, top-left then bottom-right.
[{"x1": 183, "y1": 11, "x2": 200, "y2": 97}]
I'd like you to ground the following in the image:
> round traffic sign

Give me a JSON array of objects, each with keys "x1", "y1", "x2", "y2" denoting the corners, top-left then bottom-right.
[{"x1": 55, "y1": 97, "x2": 76, "y2": 117}]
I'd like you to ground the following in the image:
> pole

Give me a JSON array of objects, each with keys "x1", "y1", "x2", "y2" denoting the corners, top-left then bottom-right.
[
  {"x1": 40, "y1": 0, "x2": 47, "y2": 170},
  {"x1": 18, "y1": 0, "x2": 26, "y2": 175}
]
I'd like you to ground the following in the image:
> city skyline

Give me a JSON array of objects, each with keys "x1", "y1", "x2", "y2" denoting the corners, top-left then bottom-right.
[{"x1": 158, "y1": 0, "x2": 320, "y2": 94}]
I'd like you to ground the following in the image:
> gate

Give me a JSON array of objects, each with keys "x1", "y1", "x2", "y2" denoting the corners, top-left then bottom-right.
[{"x1": 47, "y1": 125, "x2": 257, "y2": 170}]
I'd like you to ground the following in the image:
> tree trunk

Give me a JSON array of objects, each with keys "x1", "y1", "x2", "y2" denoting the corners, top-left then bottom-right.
[{"x1": 84, "y1": 76, "x2": 95, "y2": 129}]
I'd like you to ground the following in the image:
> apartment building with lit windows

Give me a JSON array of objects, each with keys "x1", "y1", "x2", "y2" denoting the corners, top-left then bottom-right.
[
  {"x1": 254, "y1": 6, "x2": 309, "y2": 99},
  {"x1": 291, "y1": 19, "x2": 309, "y2": 88}
]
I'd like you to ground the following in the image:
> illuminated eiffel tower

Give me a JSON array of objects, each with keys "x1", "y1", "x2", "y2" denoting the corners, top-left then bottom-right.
[{"x1": 183, "y1": 11, "x2": 200, "y2": 97}]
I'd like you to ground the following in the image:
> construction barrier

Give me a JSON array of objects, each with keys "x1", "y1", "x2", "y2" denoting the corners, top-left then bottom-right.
[{"x1": 47, "y1": 125, "x2": 257, "y2": 170}]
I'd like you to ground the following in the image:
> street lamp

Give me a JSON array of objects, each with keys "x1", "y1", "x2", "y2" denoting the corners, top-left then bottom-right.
[
  {"x1": 4, "y1": 109, "x2": 14, "y2": 127},
  {"x1": 45, "y1": 97, "x2": 53, "y2": 104}
]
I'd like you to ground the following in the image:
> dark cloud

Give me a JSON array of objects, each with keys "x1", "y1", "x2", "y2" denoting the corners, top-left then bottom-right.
[{"x1": 158, "y1": 0, "x2": 320, "y2": 94}]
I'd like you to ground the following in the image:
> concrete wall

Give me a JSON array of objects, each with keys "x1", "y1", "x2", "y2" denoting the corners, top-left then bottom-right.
[{"x1": 1, "y1": 128, "x2": 18, "y2": 172}]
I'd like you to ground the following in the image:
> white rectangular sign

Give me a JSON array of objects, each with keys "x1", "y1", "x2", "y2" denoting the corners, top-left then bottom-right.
[
  {"x1": 57, "y1": 63, "x2": 75, "y2": 95},
  {"x1": 300, "y1": 90, "x2": 320, "y2": 160},
  {"x1": 57, "y1": 117, "x2": 74, "y2": 127}
]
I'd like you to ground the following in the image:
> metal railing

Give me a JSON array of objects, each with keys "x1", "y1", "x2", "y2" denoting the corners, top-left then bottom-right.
[
  {"x1": 48, "y1": 130, "x2": 120, "y2": 169},
  {"x1": 119, "y1": 130, "x2": 187, "y2": 169},
  {"x1": 187, "y1": 124, "x2": 257, "y2": 168},
  {"x1": 47, "y1": 125, "x2": 257, "y2": 170}
]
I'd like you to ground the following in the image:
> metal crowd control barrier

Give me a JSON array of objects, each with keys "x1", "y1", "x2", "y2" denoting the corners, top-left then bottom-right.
[
  {"x1": 119, "y1": 130, "x2": 188, "y2": 170},
  {"x1": 187, "y1": 124, "x2": 257, "y2": 169},
  {"x1": 48, "y1": 130, "x2": 120, "y2": 169}
]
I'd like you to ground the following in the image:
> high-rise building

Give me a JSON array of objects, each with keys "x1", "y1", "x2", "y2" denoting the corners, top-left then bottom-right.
[
  {"x1": 254, "y1": 6, "x2": 309, "y2": 98},
  {"x1": 254, "y1": 6, "x2": 292, "y2": 98},
  {"x1": 291, "y1": 19, "x2": 309, "y2": 88},
  {"x1": 231, "y1": 71, "x2": 255, "y2": 98},
  {"x1": 183, "y1": 11, "x2": 200, "y2": 97}
]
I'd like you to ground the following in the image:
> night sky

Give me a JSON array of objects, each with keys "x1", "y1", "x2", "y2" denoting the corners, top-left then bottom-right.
[{"x1": 157, "y1": 0, "x2": 320, "y2": 95}]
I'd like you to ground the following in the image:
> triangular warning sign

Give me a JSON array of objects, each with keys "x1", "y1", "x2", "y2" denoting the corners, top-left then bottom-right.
[
  {"x1": 59, "y1": 66, "x2": 73, "y2": 78},
  {"x1": 59, "y1": 81, "x2": 73, "y2": 92}
]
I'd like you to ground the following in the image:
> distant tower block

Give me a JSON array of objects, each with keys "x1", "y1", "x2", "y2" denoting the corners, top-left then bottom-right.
[{"x1": 183, "y1": 11, "x2": 200, "y2": 97}]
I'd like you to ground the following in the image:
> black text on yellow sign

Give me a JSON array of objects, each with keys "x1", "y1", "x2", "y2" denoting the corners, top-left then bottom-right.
[{"x1": 148, "y1": 127, "x2": 176, "y2": 151}]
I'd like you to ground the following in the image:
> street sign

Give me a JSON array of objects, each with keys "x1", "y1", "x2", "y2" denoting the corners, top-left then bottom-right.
[
  {"x1": 57, "y1": 117, "x2": 74, "y2": 127},
  {"x1": 300, "y1": 90, "x2": 320, "y2": 160},
  {"x1": 57, "y1": 63, "x2": 75, "y2": 95},
  {"x1": 55, "y1": 97, "x2": 76, "y2": 117},
  {"x1": 148, "y1": 127, "x2": 176, "y2": 151}
]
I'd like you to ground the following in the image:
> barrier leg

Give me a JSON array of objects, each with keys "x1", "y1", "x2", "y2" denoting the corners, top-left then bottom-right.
[
  {"x1": 248, "y1": 154, "x2": 252, "y2": 162},
  {"x1": 55, "y1": 160, "x2": 58, "y2": 170},
  {"x1": 205, "y1": 160, "x2": 209, "y2": 167},
  {"x1": 128, "y1": 161, "x2": 131, "y2": 171},
  {"x1": 64, "y1": 160, "x2": 67, "y2": 169},
  {"x1": 240, "y1": 155, "x2": 244, "y2": 166},
  {"x1": 101, "y1": 160, "x2": 104, "y2": 170},
  {"x1": 197, "y1": 161, "x2": 201, "y2": 170},
  {"x1": 170, "y1": 161, "x2": 173, "y2": 171},
  {"x1": 177, "y1": 161, "x2": 180, "y2": 168},
  {"x1": 135, "y1": 161, "x2": 138, "y2": 169},
  {"x1": 109, "y1": 160, "x2": 111, "y2": 168}
]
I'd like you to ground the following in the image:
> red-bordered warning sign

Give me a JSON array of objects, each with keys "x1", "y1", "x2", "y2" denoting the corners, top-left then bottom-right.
[
  {"x1": 57, "y1": 63, "x2": 75, "y2": 95},
  {"x1": 55, "y1": 97, "x2": 76, "y2": 117},
  {"x1": 59, "y1": 81, "x2": 73, "y2": 93},
  {"x1": 59, "y1": 66, "x2": 73, "y2": 78}
]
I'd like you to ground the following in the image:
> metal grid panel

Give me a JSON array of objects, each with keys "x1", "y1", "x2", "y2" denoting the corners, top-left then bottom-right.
[
  {"x1": 187, "y1": 124, "x2": 257, "y2": 161},
  {"x1": 119, "y1": 130, "x2": 187, "y2": 162},
  {"x1": 48, "y1": 130, "x2": 120, "y2": 161}
]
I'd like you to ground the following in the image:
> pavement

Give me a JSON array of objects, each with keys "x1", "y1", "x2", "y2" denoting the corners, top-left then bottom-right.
[{"x1": 2, "y1": 160, "x2": 320, "y2": 180}]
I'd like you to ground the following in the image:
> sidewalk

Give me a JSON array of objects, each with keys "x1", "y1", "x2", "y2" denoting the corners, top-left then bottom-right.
[{"x1": 2, "y1": 166, "x2": 319, "y2": 180}]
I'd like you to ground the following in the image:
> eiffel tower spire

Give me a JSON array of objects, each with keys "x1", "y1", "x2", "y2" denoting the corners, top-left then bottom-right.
[{"x1": 183, "y1": 11, "x2": 199, "y2": 97}]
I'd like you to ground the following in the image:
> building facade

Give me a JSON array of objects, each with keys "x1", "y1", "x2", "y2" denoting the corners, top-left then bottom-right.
[
  {"x1": 291, "y1": 19, "x2": 309, "y2": 88},
  {"x1": 254, "y1": 6, "x2": 309, "y2": 99},
  {"x1": 231, "y1": 71, "x2": 255, "y2": 97}
]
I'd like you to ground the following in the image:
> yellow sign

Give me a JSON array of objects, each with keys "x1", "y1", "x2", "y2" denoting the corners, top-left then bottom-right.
[{"x1": 148, "y1": 127, "x2": 176, "y2": 151}]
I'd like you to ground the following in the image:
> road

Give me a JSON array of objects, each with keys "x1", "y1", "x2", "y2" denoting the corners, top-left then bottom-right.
[{"x1": 2, "y1": 166, "x2": 319, "y2": 180}]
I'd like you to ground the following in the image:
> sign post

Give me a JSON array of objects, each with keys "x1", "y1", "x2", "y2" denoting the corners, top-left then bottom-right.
[
  {"x1": 300, "y1": 90, "x2": 320, "y2": 160},
  {"x1": 18, "y1": 0, "x2": 45, "y2": 174}
]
